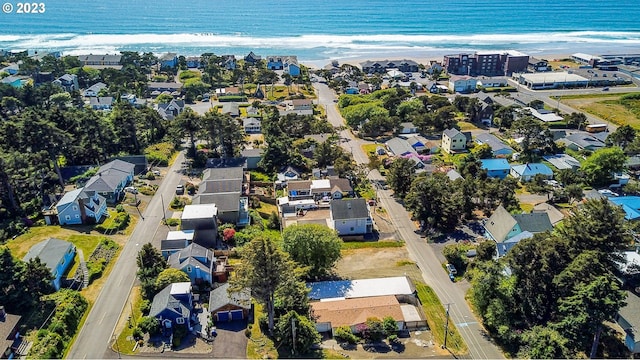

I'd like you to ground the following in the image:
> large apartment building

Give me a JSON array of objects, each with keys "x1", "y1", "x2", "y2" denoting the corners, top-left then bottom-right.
[{"x1": 444, "y1": 51, "x2": 529, "y2": 76}]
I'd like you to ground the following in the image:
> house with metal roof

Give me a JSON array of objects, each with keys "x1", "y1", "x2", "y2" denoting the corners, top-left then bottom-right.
[
  {"x1": 542, "y1": 154, "x2": 581, "y2": 170},
  {"x1": 442, "y1": 128, "x2": 467, "y2": 154},
  {"x1": 23, "y1": 238, "x2": 76, "y2": 290},
  {"x1": 209, "y1": 283, "x2": 251, "y2": 322},
  {"x1": 510, "y1": 163, "x2": 553, "y2": 182},
  {"x1": 475, "y1": 133, "x2": 514, "y2": 156},
  {"x1": 193, "y1": 166, "x2": 248, "y2": 226},
  {"x1": 149, "y1": 282, "x2": 193, "y2": 331},
  {"x1": 83, "y1": 159, "x2": 135, "y2": 204},
  {"x1": 480, "y1": 158, "x2": 511, "y2": 179},
  {"x1": 495, "y1": 231, "x2": 534, "y2": 258},
  {"x1": 385, "y1": 137, "x2": 417, "y2": 157},
  {"x1": 168, "y1": 243, "x2": 215, "y2": 285},
  {"x1": 181, "y1": 204, "x2": 219, "y2": 248},
  {"x1": 329, "y1": 198, "x2": 373, "y2": 236},
  {"x1": 484, "y1": 205, "x2": 553, "y2": 256},
  {"x1": 608, "y1": 196, "x2": 640, "y2": 221},
  {"x1": 308, "y1": 276, "x2": 416, "y2": 301},
  {"x1": 558, "y1": 133, "x2": 606, "y2": 152},
  {"x1": 56, "y1": 187, "x2": 107, "y2": 225},
  {"x1": 83, "y1": 82, "x2": 107, "y2": 97}
]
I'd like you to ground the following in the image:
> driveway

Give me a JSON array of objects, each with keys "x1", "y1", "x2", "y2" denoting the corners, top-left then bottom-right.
[{"x1": 210, "y1": 321, "x2": 249, "y2": 358}]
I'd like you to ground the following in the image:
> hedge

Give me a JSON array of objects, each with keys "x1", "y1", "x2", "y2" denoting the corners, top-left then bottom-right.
[{"x1": 218, "y1": 95, "x2": 247, "y2": 102}]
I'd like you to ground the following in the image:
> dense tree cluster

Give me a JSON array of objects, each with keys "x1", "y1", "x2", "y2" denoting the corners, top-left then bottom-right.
[
  {"x1": 468, "y1": 199, "x2": 631, "y2": 358},
  {"x1": 0, "y1": 247, "x2": 54, "y2": 313}
]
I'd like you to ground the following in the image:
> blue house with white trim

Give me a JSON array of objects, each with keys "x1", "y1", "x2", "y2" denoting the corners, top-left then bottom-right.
[
  {"x1": 510, "y1": 163, "x2": 553, "y2": 182},
  {"x1": 23, "y1": 238, "x2": 76, "y2": 290},
  {"x1": 480, "y1": 158, "x2": 511, "y2": 179},
  {"x1": 56, "y1": 188, "x2": 107, "y2": 225},
  {"x1": 83, "y1": 159, "x2": 135, "y2": 204},
  {"x1": 475, "y1": 133, "x2": 514, "y2": 157}
]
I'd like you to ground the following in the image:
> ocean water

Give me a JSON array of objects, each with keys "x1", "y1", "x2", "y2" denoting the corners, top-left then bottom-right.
[{"x1": 1, "y1": 0, "x2": 639, "y2": 64}]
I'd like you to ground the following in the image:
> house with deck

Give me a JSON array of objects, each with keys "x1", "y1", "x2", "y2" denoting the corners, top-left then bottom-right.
[
  {"x1": 56, "y1": 188, "x2": 107, "y2": 225},
  {"x1": 168, "y1": 243, "x2": 215, "y2": 285},
  {"x1": 83, "y1": 159, "x2": 135, "y2": 204},
  {"x1": 83, "y1": 82, "x2": 107, "y2": 97},
  {"x1": 192, "y1": 167, "x2": 249, "y2": 227},
  {"x1": 53, "y1": 74, "x2": 79, "y2": 92}
]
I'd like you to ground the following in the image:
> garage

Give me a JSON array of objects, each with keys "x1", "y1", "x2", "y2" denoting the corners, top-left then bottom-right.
[
  {"x1": 216, "y1": 311, "x2": 230, "y2": 322},
  {"x1": 230, "y1": 310, "x2": 244, "y2": 321}
]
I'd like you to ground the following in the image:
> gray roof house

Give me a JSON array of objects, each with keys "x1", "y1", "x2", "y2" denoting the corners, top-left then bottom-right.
[
  {"x1": 558, "y1": 133, "x2": 606, "y2": 151},
  {"x1": 209, "y1": 283, "x2": 252, "y2": 322},
  {"x1": 475, "y1": 133, "x2": 514, "y2": 156},
  {"x1": 386, "y1": 137, "x2": 417, "y2": 157},
  {"x1": 23, "y1": 238, "x2": 76, "y2": 290},
  {"x1": 484, "y1": 205, "x2": 553, "y2": 256},
  {"x1": 168, "y1": 243, "x2": 215, "y2": 285},
  {"x1": 157, "y1": 99, "x2": 185, "y2": 121},
  {"x1": 330, "y1": 198, "x2": 373, "y2": 236},
  {"x1": 89, "y1": 96, "x2": 113, "y2": 110},
  {"x1": 83, "y1": 82, "x2": 107, "y2": 97},
  {"x1": 83, "y1": 159, "x2": 135, "y2": 204},
  {"x1": 617, "y1": 290, "x2": 640, "y2": 354},
  {"x1": 221, "y1": 103, "x2": 240, "y2": 117},
  {"x1": 193, "y1": 166, "x2": 248, "y2": 226},
  {"x1": 149, "y1": 282, "x2": 193, "y2": 330}
]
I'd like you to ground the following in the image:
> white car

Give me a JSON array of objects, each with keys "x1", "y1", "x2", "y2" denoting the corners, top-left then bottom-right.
[
  {"x1": 151, "y1": 170, "x2": 161, "y2": 176},
  {"x1": 446, "y1": 263, "x2": 457, "y2": 275},
  {"x1": 124, "y1": 186, "x2": 138, "y2": 194}
]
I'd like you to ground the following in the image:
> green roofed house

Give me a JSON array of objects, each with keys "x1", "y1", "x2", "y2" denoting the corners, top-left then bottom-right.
[{"x1": 23, "y1": 238, "x2": 75, "y2": 290}]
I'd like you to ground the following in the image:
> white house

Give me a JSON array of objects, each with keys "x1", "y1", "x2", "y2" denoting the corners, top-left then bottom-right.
[
  {"x1": 329, "y1": 198, "x2": 373, "y2": 236},
  {"x1": 448, "y1": 75, "x2": 477, "y2": 93},
  {"x1": 242, "y1": 118, "x2": 261, "y2": 133}
]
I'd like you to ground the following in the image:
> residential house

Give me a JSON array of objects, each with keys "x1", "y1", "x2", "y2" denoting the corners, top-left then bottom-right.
[
  {"x1": 495, "y1": 231, "x2": 534, "y2": 258},
  {"x1": 83, "y1": 159, "x2": 135, "y2": 204},
  {"x1": 221, "y1": 55, "x2": 237, "y2": 70},
  {"x1": 533, "y1": 203, "x2": 565, "y2": 226},
  {"x1": 244, "y1": 51, "x2": 261, "y2": 66},
  {"x1": 160, "y1": 230, "x2": 195, "y2": 258},
  {"x1": 0, "y1": 76, "x2": 24, "y2": 88},
  {"x1": 209, "y1": 283, "x2": 251, "y2": 322},
  {"x1": 542, "y1": 154, "x2": 581, "y2": 171},
  {"x1": 312, "y1": 166, "x2": 338, "y2": 179},
  {"x1": 89, "y1": 96, "x2": 113, "y2": 110},
  {"x1": 617, "y1": 290, "x2": 640, "y2": 354},
  {"x1": 0, "y1": 63, "x2": 19, "y2": 75},
  {"x1": 121, "y1": 94, "x2": 147, "y2": 108},
  {"x1": 608, "y1": 196, "x2": 640, "y2": 221},
  {"x1": 360, "y1": 59, "x2": 419, "y2": 74},
  {"x1": 330, "y1": 198, "x2": 373, "y2": 236},
  {"x1": 114, "y1": 155, "x2": 148, "y2": 175},
  {"x1": 426, "y1": 82, "x2": 448, "y2": 94},
  {"x1": 159, "y1": 53, "x2": 178, "y2": 68},
  {"x1": 287, "y1": 98, "x2": 313, "y2": 114},
  {"x1": 386, "y1": 137, "x2": 418, "y2": 157},
  {"x1": 308, "y1": 276, "x2": 416, "y2": 301},
  {"x1": 446, "y1": 169, "x2": 463, "y2": 181},
  {"x1": 193, "y1": 167, "x2": 249, "y2": 227},
  {"x1": 149, "y1": 282, "x2": 193, "y2": 331},
  {"x1": 246, "y1": 106, "x2": 260, "y2": 117},
  {"x1": 181, "y1": 204, "x2": 219, "y2": 248},
  {"x1": 312, "y1": 295, "x2": 408, "y2": 334},
  {"x1": 23, "y1": 238, "x2": 76, "y2": 290},
  {"x1": 147, "y1": 82, "x2": 182, "y2": 96},
  {"x1": 558, "y1": 133, "x2": 606, "y2": 152},
  {"x1": 284, "y1": 56, "x2": 300, "y2": 76},
  {"x1": 476, "y1": 77, "x2": 508, "y2": 88},
  {"x1": 528, "y1": 58, "x2": 551, "y2": 72},
  {"x1": 277, "y1": 165, "x2": 302, "y2": 182},
  {"x1": 398, "y1": 122, "x2": 418, "y2": 134},
  {"x1": 157, "y1": 99, "x2": 185, "y2": 120},
  {"x1": 405, "y1": 136, "x2": 434, "y2": 154},
  {"x1": 478, "y1": 102, "x2": 494, "y2": 125},
  {"x1": 448, "y1": 75, "x2": 477, "y2": 93},
  {"x1": 484, "y1": 205, "x2": 553, "y2": 256},
  {"x1": 77, "y1": 54, "x2": 122, "y2": 68},
  {"x1": 56, "y1": 188, "x2": 107, "y2": 225},
  {"x1": 475, "y1": 133, "x2": 514, "y2": 157},
  {"x1": 425, "y1": 61, "x2": 444, "y2": 74},
  {"x1": 480, "y1": 158, "x2": 511, "y2": 179},
  {"x1": 83, "y1": 82, "x2": 107, "y2": 97},
  {"x1": 185, "y1": 56, "x2": 201, "y2": 68},
  {"x1": 221, "y1": 102, "x2": 240, "y2": 117},
  {"x1": 0, "y1": 307, "x2": 22, "y2": 359},
  {"x1": 52, "y1": 74, "x2": 79, "y2": 92},
  {"x1": 242, "y1": 118, "x2": 261, "y2": 133},
  {"x1": 510, "y1": 163, "x2": 553, "y2": 182},
  {"x1": 168, "y1": 243, "x2": 215, "y2": 285},
  {"x1": 525, "y1": 107, "x2": 563, "y2": 123},
  {"x1": 287, "y1": 179, "x2": 353, "y2": 200},
  {"x1": 240, "y1": 148, "x2": 263, "y2": 170},
  {"x1": 442, "y1": 128, "x2": 467, "y2": 154}
]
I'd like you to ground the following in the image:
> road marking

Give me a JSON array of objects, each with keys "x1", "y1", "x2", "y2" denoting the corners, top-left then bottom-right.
[
  {"x1": 99, "y1": 312, "x2": 106, "y2": 325},
  {"x1": 456, "y1": 321, "x2": 478, "y2": 328}
]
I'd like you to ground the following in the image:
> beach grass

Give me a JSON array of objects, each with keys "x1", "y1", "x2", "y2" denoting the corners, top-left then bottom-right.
[{"x1": 561, "y1": 93, "x2": 640, "y2": 129}]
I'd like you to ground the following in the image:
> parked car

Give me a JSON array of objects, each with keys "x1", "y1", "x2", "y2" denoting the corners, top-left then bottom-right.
[
  {"x1": 602, "y1": 87, "x2": 610, "y2": 91},
  {"x1": 151, "y1": 170, "x2": 161, "y2": 176},
  {"x1": 124, "y1": 186, "x2": 138, "y2": 194},
  {"x1": 446, "y1": 263, "x2": 457, "y2": 275},
  {"x1": 176, "y1": 184, "x2": 185, "y2": 195}
]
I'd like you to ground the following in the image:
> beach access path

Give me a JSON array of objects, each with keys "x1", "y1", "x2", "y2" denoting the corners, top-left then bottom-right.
[{"x1": 314, "y1": 82, "x2": 505, "y2": 359}]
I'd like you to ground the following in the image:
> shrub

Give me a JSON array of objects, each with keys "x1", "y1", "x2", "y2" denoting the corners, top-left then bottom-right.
[
  {"x1": 146, "y1": 171, "x2": 156, "y2": 180},
  {"x1": 334, "y1": 326, "x2": 358, "y2": 344},
  {"x1": 87, "y1": 258, "x2": 106, "y2": 283},
  {"x1": 223, "y1": 228, "x2": 236, "y2": 242},
  {"x1": 115, "y1": 204, "x2": 125, "y2": 213},
  {"x1": 266, "y1": 211, "x2": 280, "y2": 230},
  {"x1": 138, "y1": 316, "x2": 160, "y2": 335},
  {"x1": 140, "y1": 299, "x2": 151, "y2": 315},
  {"x1": 139, "y1": 186, "x2": 156, "y2": 196},
  {"x1": 132, "y1": 327, "x2": 143, "y2": 340},
  {"x1": 144, "y1": 142, "x2": 176, "y2": 166},
  {"x1": 164, "y1": 218, "x2": 180, "y2": 227}
]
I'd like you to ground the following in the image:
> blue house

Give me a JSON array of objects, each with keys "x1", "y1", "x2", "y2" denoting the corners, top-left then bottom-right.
[
  {"x1": 167, "y1": 243, "x2": 215, "y2": 285},
  {"x1": 608, "y1": 196, "x2": 640, "y2": 221},
  {"x1": 484, "y1": 205, "x2": 553, "y2": 257},
  {"x1": 0, "y1": 75, "x2": 24, "y2": 88},
  {"x1": 159, "y1": 52, "x2": 178, "y2": 68},
  {"x1": 83, "y1": 159, "x2": 135, "y2": 204},
  {"x1": 149, "y1": 282, "x2": 193, "y2": 331},
  {"x1": 56, "y1": 188, "x2": 107, "y2": 225},
  {"x1": 495, "y1": 231, "x2": 534, "y2": 257},
  {"x1": 480, "y1": 158, "x2": 511, "y2": 179},
  {"x1": 510, "y1": 163, "x2": 553, "y2": 182},
  {"x1": 23, "y1": 238, "x2": 76, "y2": 290}
]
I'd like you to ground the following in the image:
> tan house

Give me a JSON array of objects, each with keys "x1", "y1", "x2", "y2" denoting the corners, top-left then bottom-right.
[
  {"x1": 311, "y1": 295, "x2": 405, "y2": 334},
  {"x1": 442, "y1": 128, "x2": 467, "y2": 154}
]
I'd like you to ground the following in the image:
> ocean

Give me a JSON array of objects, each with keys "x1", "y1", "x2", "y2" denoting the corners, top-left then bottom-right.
[{"x1": 1, "y1": 0, "x2": 639, "y2": 65}]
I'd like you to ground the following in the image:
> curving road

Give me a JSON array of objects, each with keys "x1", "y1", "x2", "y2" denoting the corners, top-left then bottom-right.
[
  {"x1": 68, "y1": 151, "x2": 186, "y2": 359},
  {"x1": 314, "y1": 83, "x2": 504, "y2": 359}
]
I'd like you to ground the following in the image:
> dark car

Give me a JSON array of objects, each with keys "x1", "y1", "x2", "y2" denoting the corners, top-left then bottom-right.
[{"x1": 176, "y1": 184, "x2": 185, "y2": 195}]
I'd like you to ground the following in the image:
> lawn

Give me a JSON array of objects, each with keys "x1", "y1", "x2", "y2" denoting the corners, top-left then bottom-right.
[
  {"x1": 247, "y1": 302, "x2": 277, "y2": 359},
  {"x1": 457, "y1": 121, "x2": 481, "y2": 131},
  {"x1": 520, "y1": 203, "x2": 534, "y2": 213},
  {"x1": 7, "y1": 226, "x2": 104, "y2": 259},
  {"x1": 257, "y1": 201, "x2": 278, "y2": 219},
  {"x1": 341, "y1": 240, "x2": 404, "y2": 250},
  {"x1": 361, "y1": 143, "x2": 379, "y2": 155},
  {"x1": 561, "y1": 93, "x2": 640, "y2": 129},
  {"x1": 115, "y1": 286, "x2": 143, "y2": 355},
  {"x1": 415, "y1": 283, "x2": 468, "y2": 355},
  {"x1": 547, "y1": 59, "x2": 579, "y2": 70}
]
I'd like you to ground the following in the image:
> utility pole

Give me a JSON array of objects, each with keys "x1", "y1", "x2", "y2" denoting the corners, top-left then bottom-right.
[
  {"x1": 113, "y1": 334, "x2": 121, "y2": 359},
  {"x1": 160, "y1": 194, "x2": 167, "y2": 225},
  {"x1": 442, "y1": 303, "x2": 453, "y2": 349}
]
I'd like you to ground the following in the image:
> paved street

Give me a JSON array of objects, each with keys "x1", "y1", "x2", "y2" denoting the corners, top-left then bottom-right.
[
  {"x1": 68, "y1": 151, "x2": 186, "y2": 359},
  {"x1": 314, "y1": 83, "x2": 505, "y2": 359}
]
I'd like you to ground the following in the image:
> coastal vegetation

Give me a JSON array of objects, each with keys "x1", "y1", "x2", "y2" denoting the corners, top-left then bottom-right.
[{"x1": 561, "y1": 92, "x2": 640, "y2": 129}]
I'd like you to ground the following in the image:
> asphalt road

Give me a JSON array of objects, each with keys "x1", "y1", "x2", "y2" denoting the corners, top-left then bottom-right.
[
  {"x1": 68, "y1": 151, "x2": 186, "y2": 359},
  {"x1": 314, "y1": 83, "x2": 505, "y2": 359}
]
